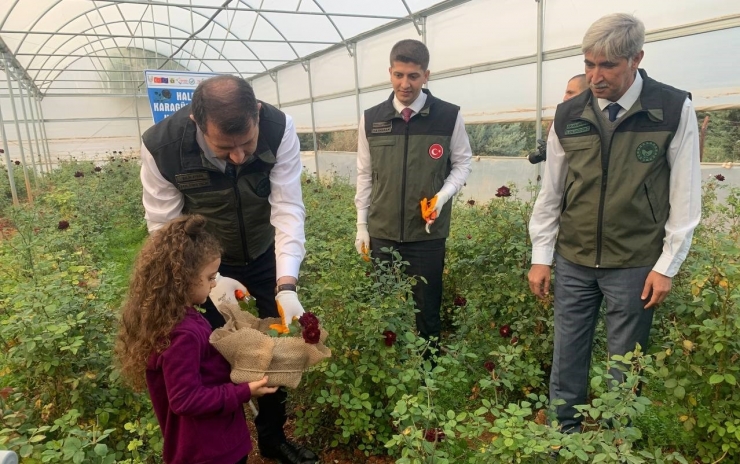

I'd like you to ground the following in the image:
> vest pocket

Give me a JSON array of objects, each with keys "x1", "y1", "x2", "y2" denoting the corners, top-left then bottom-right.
[
  {"x1": 644, "y1": 183, "x2": 658, "y2": 223},
  {"x1": 368, "y1": 137, "x2": 397, "y2": 147},
  {"x1": 561, "y1": 181, "x2": 574, "y2": 213}
]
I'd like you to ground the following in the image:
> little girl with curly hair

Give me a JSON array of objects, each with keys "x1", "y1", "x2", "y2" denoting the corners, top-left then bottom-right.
[{"x1": 115, "y1": 214, "x2": 276, "y2": 464}]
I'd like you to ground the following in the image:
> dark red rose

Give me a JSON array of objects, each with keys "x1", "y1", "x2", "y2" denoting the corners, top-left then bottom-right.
[
  {"x1": 499, "y1": 324, "x2": 511, "y2": 338},
  {"x1": 715, "y1": 174, "x2": 725, "y2": 181},
  {"x1": 14, "y1": 160, "x2": 20, "y2": 165},
  {"x1": 495, "y1": 186, "x2": 511, "y2": 198},
  {"x1": 382, "y1": 330, "x2": 397, "y2": 347},
  {"x1": 94, "y1": 166, "x2": 102, "y2": 172},
  {"x1": 0, "y1": 387, "x2": 12, "y2": 399},
  {"x1": 453, "y1": 295, "x2": 467, "y2": 307},
  {"x1": 298, "y1": 312, "x2": 319, "y2": 329},
  {"x1": 467, "y1": 199, "x2": 475, "y2": 206},
  {"x1": 365, "y1": 271, "x2": 371, "y2": 277},
  {"x1": 424, "y1": 428, "x2": 445, "y2": 443},
  {"x1": 466, "y1": 234, "x2": 472, "y2": 239},
  {"x1": 58, "y1": 220, "x2": 70, "y2": 230},
  {"x1": 305, "y1": 178, "x2": 312, "y2": 184},
  {"x1": 484, "y1": 361, "x2": 495, "y2": 372},
  {"x1": 74, "y1": 171, "x2": 84, "y2": 178},
  {"x1": 302, "y1": 325, "x2": 321, "y2": 344},
  {"x1": 510, "y1": 336, "x2": 519, "y2": 345}
]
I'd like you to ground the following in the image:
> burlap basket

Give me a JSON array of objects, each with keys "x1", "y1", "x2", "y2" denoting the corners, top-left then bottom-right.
[{"x1": 209, "y1": 302, "x2": 331, "y2": 388}]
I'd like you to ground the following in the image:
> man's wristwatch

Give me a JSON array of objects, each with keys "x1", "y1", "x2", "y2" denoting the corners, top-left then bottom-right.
[{"x1": 275, "y1": 283, "x2": 297, "y2": 295}]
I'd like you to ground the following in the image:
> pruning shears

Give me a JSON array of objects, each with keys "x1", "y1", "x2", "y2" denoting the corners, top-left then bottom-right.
[{"x1": 420, "y1": 196, "x2": 438, "y2": 234}]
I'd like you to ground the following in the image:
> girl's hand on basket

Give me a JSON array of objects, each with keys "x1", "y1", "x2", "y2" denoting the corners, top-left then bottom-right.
[{"x1": 248, "y1": 376, "x2": 278, "y2": 398}]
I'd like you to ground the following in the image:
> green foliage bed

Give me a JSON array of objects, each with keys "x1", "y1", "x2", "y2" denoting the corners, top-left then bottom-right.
[{"x1": 0, "y1": 158, "x2": 738, "y2": 463}]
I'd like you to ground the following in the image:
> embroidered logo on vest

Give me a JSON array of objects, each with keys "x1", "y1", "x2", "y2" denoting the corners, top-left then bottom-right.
[
  {"x1": 371, "y1": 121, "x2": 392, "y2": 134},
  {"x1": 429, "y1": 144, "x2": 444, "y2": 160},
  {"x1": 636, "y1": 141, "x2": 660, "y2": 163},
  {"x1": 175, "y1": 172, "x2": 210, "y2": 190},
  {"x1": 564, "y1": 120, "x2": 591, "y2": 136}
]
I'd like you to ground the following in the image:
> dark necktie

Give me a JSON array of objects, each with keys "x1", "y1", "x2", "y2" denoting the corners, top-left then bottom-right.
[
  {"x1": 401, "y1": 107, "x2": 413, "y2": 123},
  {"x1": 607, "y1": 102, "x2": 621, "y2": 122}
]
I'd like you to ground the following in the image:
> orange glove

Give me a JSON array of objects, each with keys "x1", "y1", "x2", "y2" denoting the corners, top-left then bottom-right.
[
  {"x1": 420, "y1": 196, "x2": 438, "y2": 222},
  {"x1": 420, "y1": 196, "x2": 439, "y2": 233}
]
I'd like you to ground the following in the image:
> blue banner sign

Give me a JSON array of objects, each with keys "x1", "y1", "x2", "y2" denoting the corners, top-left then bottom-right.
[{"x1": 144, "y1": 70, "x2": 217, "y2": 123}]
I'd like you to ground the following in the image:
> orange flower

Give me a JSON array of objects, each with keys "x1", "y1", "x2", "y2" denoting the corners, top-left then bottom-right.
[
  {"x1": 234, "y1": 289, "x2": 246, "y2": 300},
  {"x1": 360, "y1": 243, "x2": 371, "y2": 262},
  {"x1": 268, "y1": 301, "x2": 291, "y2": 334}
]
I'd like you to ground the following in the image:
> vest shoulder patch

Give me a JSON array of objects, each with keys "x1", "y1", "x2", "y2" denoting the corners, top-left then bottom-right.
[
  {"x1": 371, "y1": 121, "x2": 392, "y2": 134},
  {"x1": 175, "y1": 172, "x2": 210, "y2": 190},
  {"x1": 636, "y1": 141, "x2": 660, "y2": 163},
  {"x1": 564, "y1": 121, "x2": 591, "y2": 136}
]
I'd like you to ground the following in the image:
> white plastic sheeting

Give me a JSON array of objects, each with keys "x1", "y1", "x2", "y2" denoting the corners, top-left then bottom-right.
[{"x1": 0, "y1": 0, "x2": 737, "y2": 150}]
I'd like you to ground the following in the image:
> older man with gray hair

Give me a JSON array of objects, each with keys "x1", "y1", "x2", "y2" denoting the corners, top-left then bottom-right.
[{"x1": 528, "y1": 13, "x2": 701, "y2": 432}]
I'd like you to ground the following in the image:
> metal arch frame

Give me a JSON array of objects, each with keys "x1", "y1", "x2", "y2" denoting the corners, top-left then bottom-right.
[
  {"x1": 6, "y1": 0, "x2": 343, "y2": 85},
  {"x1": 87, "y1": 1, "x2": 405, "y2": 21},
  {"x1": 20, "y1": 4, "x2": 248, "y2": 83},
  {"x1": 37, "y1": 37, "x2": 220, "y2": 91},
  {"x1": 32, "y1": 21, "x2": 241, "y2": 86}
]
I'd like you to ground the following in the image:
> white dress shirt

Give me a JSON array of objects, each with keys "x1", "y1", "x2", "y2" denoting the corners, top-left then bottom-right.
[
  {"x1": 530, "y1": 71, "x2": 701, "y2": 277},
  {"x1": 140, "y1": 114, "x2": 306, "y2": 280},
  {"x1": 354, "y1": 91, "x2": 473, "y2": 223}
]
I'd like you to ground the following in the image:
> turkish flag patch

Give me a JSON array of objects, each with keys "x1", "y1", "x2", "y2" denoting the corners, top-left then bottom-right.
[{"x1": 428, "y1": 143, "x2": 443, "y2": 159}]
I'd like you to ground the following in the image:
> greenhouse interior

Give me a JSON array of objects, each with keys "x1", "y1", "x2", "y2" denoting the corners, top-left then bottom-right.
[{"x1": 1, "y1": 0, "x2": 739, "y2": 463}]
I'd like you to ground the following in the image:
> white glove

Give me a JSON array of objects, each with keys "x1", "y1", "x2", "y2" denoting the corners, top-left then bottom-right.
[
  {"x1": 273, "y1": 290, "x2": 306, "y2": 332},
  {"x1": 431, "y1": 190, "x2": 451, "y2": 219},
  {"x1": 355, "y1": 223, "x2": 370, "y2": 255},
  {"x1": 209, "y1": 275, "x2": 248, "y2": 311}
]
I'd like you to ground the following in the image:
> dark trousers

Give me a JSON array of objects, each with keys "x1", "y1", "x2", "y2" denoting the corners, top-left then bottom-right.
[
  {"x1": 370, "y1": 237, "x2": 446, "y2": 341},
  {"x1": 551, "y1": 253, "x2": 654, "y2": 431},
  {"x1": 201, "y1": 245, "x2": 288, "y2": 447},
  {"x1": 236, "y1": 456, "x2": 248, "y2": 464}
]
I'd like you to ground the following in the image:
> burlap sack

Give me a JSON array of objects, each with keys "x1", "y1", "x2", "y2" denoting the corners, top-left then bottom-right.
[{"x1": 209, "y1": 302, "x2": 331, "y2": 388}]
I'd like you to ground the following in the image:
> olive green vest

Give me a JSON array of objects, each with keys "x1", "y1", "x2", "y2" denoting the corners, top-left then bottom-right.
[
  {"x1": 142, "y1": 103, "x2": 285, "y2": 266},
  {"x1": 365, "y1": 89, "x2": 459, "y2": 242},
  {"x1": 553, "y1": 69, "x2": 689, "y2": 268}
]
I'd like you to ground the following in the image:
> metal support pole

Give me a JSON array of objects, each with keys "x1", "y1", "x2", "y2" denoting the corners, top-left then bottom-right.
[
  {"x1": 304, "y1": 60, "x2": 319, "y2": 180},
  {"x1": 0, "y1": 93, "x2": 19, "y2": 206},
  {"x1": 269, "y1": 72, "x2": 281, "y2": 109},
  {"x1": 14, "y1": 71, "x2": 40, "y2": 182},
  {"x1": 25, "y1": 85, "x2": 46, "y2": 175},
  {"x1": 36, "y1": 99, "x2": 53, "y2": 168},
  {"x1": 33, "y1": 95, "x2": 52, "y2": 172},
  {"x1": 535, "y1": 0, "x2": 544, "y2": 182},
  {"x1": 351, "y1": 42, "x2": 361, "y2": 124},
  {"x1": 4, "y1": 58, "x2": 33, "y2": 203}
]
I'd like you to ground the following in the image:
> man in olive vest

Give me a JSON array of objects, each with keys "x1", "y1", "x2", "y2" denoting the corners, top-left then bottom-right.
[
  {"x1": 354, "y1": 39, "x2": 472, "y2": 353},
  {"x1": 528, "y1": 13, "x2": 701, "y2": 433},
  {"x1": 140, "y1": 75, "x2": 317, "y2": 464}
]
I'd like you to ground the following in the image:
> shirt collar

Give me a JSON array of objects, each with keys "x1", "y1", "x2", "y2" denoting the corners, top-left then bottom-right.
[
  {"x1": 196, "y1": 125, "x2": 227, "y2": 172},
  {"x1": 597, "y1": 70, "x2": 643, "y2": 112},
  {"x1": 392, "y1": 90, "x2": 427, "y2": 115}
]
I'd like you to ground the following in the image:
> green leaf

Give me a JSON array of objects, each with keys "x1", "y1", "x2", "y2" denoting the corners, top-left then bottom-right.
[
  {"x1": 20, "y1": 444, "x2": 33, "y2": 457},
  {"x1": 664, "y1": 379, "x2": 678, "y2": 389},
  {"x1": 673, "y1": 386, "x2": 685, "y2": 399},
  {"x1": 709, "y1": 374, "x2": 725, "y2": 385},
  {"x1": 724, "y1": 374, "x2": 737, "y2": 385},
  {"x1": 94, "y1": 444, "x2": 108, "y2": 456}
]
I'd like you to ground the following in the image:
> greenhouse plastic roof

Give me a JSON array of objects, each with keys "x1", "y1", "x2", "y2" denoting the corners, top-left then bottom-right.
[{"x1": 0, "y1": 0, "x2": 457, "y2": 96}]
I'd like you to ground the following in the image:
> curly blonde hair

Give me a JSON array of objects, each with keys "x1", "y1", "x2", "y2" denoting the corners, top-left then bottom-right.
[{"x1": 115, "y1": 214, "x2": 222, "y2": 391}]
